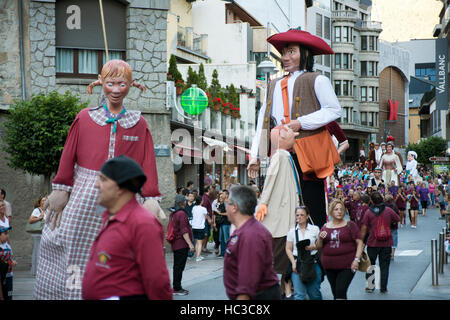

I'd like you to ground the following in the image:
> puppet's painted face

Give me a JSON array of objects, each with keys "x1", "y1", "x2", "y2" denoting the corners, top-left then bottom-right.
[
  {"x1": 102, "y1": 76, "x2": 131, "y2": 107},
  {"x1": 281, "y1": 44, "x2": 301, "y2": 73},
  {"x1": 407, "y1": 154, "x2": 414, "y2": 161},
  {"x1": 386, "y1": 145, "x2": 393, "y2": 153}
]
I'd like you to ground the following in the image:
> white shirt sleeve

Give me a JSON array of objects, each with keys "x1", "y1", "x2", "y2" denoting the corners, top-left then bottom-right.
[
  {"x1": 31, "y1": 208, "x2": 42, "y2": 218},
  {"x1": 250, "y1": 96, "x2": 268, "y2": 159},
  {"x1": 297, "y1": 75, "x2": 342, "y2": 130}
]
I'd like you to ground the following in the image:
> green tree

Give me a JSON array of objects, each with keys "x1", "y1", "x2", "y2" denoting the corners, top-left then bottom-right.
[
  {"x1": 1, "y1": 91, "x2": 87, "y2": 192},
  {"x1": 228, "y1": 84, "x2": 239, "y2": 109},
  {"x1": 197, "y1": 63, "x2": 208, "y2": 92},
  {"x1": 168, "y1": 54, "x2": 183, "y2": 83},
  {"x1": 406, "y1": 136, "x2": 447, "y2": 164},
  {"x1": 208, "y1": 69, "x2": 221, "y2": 98},
  {"x1": 186, "y1": 66, "x2": 200, "y2": 89}
]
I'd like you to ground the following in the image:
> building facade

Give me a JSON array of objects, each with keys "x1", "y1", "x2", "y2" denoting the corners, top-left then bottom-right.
[
  {"x1": 0, "y1": 0, "x2": 174, "y2": 268},
  {"x1": 331, "y1": 0, "x2": 382, "y2": 162}
]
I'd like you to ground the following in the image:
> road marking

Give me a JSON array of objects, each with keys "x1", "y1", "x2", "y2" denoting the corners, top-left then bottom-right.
[{"x1": 395, "y1": 250, "x2": 423, "y2": 256}]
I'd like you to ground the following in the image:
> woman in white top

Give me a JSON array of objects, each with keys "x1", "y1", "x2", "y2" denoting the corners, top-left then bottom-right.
[
  {"x1": 29, "y1": 196, "x2": 47, "y2": 224},
  {"x1": 285, "y1": 206, "x2": 322, "y2": 300},
  {"x1": 191, "y1": 197, "x2": 212, "y2": 262}
]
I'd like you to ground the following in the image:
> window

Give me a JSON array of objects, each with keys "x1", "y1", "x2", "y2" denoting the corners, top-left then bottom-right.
[
  {"x1": 342, "y1": 107, "x2": 350, "y2": 123},
  {"x1": 369, "y1": 36, "x2": 375, "y2": 51},
  {"x1": 335, "y1": 80, "x2": 341, "y2": 96},
  {"x1": 368, "y1": 112, "x2": 374, "y2": 127},
  {"x1": 361, "y1": 61, "x2": 367, "y2": 76},
  {"x1": 343, "y1": 53, "x2": 349, "y2": 69},
  {"x1": 343, "y1": 80, "x2": 349, "y2": 96},
  {"x1": 316, "y1": 55, "x2": 323, "y2": 65},
  {"x1": 343, "y1": 26, "x2": 349, "y2": 42},
  {"x1": 415, "y1": 63, "x2": 436, "y2": 82},
  {"x1": 368, "y1": 87, "x2": 373, "y2": 101},
  {"x1": 56, "y1": 49, "x2": 125, "y2": 78},
  {"x1": 324, "y1": 17, "x2": 331, "y2": 40},
  {"x1": 324, "y1": 71, "x2": 331, "y2": 79},
  {"x1": 335, "y1": 54, "x2": 341, "y2": 69},
  {"x1": 368, "y1": 61, "x2": 377, "y2": 76},
  {"x1": 334, "y1": 1, "x2": 342, "y2": 11},
  {"x1": 55, "y1": 0, "x2": 126, "y2": 78},
  {"x1": 316, "y1": 14, "x2": 323, "y2": 37},
  {"x1": 324, "y1": 54, "x2": 331, "y2": 67},
  {"x1": 361, "y1": 36, "x2": 367, "y2": 51},
  {"x1": 361, "y1": 87, "x2": 367, "y2": 102},
  {"x1": 361, "y1": 112, "x2": 367, "y2": 125},
  {"x1": 375, "y1": 113, "x2": 378, "y2": 127},
  {"x1": 335, "y1": 26, "x2": 341, "y2": 42}
]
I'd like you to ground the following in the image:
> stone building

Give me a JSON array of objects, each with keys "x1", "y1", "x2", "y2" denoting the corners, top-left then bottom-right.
[
  {"x1": 331, "y1": 0, "x2": 382, "y2": 162},
  {"x1": 0, "y1": 0, "x2": 174, "y2": 269}
]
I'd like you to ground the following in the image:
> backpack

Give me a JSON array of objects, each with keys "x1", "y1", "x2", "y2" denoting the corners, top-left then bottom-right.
[
  {"x1": 166, "y1": 216, "x2": 175, "y2": 244},
  {"x1": 374, "y1": 212, "x2": 391, "y2": 241}
]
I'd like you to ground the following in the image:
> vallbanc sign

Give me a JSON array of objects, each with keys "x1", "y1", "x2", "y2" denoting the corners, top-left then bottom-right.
[{"x1": 435, "y1": 38, "x2": 448, "y2": 111}]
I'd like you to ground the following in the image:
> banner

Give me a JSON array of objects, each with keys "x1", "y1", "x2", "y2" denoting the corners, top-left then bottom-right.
[{"x1": 435, "y1": 38, "x2": 448, "y2": 111}]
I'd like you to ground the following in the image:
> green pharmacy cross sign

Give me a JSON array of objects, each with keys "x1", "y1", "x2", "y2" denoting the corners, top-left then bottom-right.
[{"x1": 180, "y1": 87, "x2": 208, "y2": 115}]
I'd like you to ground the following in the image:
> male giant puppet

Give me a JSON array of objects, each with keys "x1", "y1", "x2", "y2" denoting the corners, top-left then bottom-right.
[
  {"x1": 248, "y1": 28, "x2": 341, "y2": 233},
  {"x1": 34, "y1": 60, "x2": 162, "y2": 300}
]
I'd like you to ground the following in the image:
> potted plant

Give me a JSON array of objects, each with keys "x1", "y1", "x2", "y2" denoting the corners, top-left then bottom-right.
[
  {"x1": 222, "y1": 102, "x2": 232, "y2": 115},
  {"x1": 231, "y1": 106, "x2": 240, "y2": 118},
  {"x1": 175, "y1": 80, "x2": 184, "y2": 95},
  {"x1": 212, "y1": 97, "x2": 222, "y2": 111}
]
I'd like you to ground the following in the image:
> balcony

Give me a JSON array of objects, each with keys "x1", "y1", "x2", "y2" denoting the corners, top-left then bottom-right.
[
  {"x1": 332, "y1": 10, "x2": 358, "y2": 20},
  {"x1": 177, "y1": 26, "x2": 208, "y2": 58},
  {"x1": 360, "y1": 21, "x2": 382, "y2": 31}
]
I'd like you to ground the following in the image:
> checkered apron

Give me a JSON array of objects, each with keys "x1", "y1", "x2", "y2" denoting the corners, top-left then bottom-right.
[{"x1": 34, "y1": 106, "x2": 142, "y2": 300}]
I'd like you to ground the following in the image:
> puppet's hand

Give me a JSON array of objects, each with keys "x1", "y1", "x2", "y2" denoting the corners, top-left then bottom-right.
[
  {"x1": 143, "y1": 198, "x2": 167, "y2": 220},
  {"x1": 255, "y1": 203, "x2": 267, "y2": 222},
  {"x1": 45, "y1": 190, "x2": 69, "y2": 230},
  {"x1": 247, "y1": 157, "x2": 260, "y2": 179}
]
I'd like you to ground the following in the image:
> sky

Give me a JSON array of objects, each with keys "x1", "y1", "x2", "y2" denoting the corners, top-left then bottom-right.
[{"x1": 371, "y1": 0, "x2": 443, "y2": 42}]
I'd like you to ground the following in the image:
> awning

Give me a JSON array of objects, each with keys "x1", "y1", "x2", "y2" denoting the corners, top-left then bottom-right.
[{"x1": 173, "y1": 143, "x2": 203, "y2": 159}]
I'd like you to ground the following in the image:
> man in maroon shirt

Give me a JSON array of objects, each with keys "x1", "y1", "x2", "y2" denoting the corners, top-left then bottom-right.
[
  {"x1": 82, "y1": 156, "x2": 172, "y2": 300},
  {"x1": 223, "y1": 186, "x2": 280, "y2": 300},
  {"x1": 170, "y1": 194, "x2": 195, "y2": 296},
  {"x1": 201, "y1": 186, "x2": 213, "y2": 253},
  {"x1": 361, "y1": 191, "x2": 399, "y2": 294}
]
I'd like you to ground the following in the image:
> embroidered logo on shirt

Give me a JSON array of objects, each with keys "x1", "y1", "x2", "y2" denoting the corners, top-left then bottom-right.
[
  {"x1": 96, "y1": 252, "x2": 111, "y2": 269},
  {"x1": 230, "y1": 235, "x2": 238, "y2": 245}
]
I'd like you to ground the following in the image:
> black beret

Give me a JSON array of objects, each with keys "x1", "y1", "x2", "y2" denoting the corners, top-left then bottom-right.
[{"x1": 100, "y1": 155, "x2": 147, "y2": 193}]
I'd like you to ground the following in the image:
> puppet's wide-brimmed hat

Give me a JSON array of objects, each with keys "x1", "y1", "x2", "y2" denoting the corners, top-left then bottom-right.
[{"x1": 267, "y1": 29, "x2": 334, "y2": 56}]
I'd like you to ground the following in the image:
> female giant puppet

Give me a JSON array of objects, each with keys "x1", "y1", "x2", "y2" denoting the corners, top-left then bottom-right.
[
  {"x1": 34, "y1": 60, "x2": 162, "y2": 300},
  {"x1": 248, "y1": 28, "x2": 341, "y2": 269},
  {"x1": 379, "y1": 141, "x2": 403, "y2": 186}
]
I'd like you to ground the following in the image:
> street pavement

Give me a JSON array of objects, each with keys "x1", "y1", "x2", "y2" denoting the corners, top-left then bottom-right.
[{"x1": 11, "y1": 207, "x2": 450, "y2": 300}]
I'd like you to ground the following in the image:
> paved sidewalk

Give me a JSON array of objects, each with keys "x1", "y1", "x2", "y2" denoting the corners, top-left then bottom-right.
[
  {"x1": 10, "y1": 236, "x2": 450, "y2": 300},
  {"x1": 11, "y1": 242, "x2": 225, "y2": 300}
]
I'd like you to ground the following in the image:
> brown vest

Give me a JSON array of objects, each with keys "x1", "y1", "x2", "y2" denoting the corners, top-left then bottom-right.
[{"x1": 259, "y1": 72, "x2": 325, "y2": 158}]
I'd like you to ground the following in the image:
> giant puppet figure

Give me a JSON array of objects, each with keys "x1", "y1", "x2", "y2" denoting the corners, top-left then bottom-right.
[
  {"x1": 248, "y1": 28, "x2": 341, "y2": 231},
  {"x1": 34, "y1": 60, "x2": 162, "y2": 300},
  {"x1": 405, "y1": 150, "x2": 419, "y2": 183},
  {"x1": 379, "y1": 141, "x2": 403, "y2": 186},
  {"x1": 255, "y1": 126, "x2": 300, "y2": 274}
]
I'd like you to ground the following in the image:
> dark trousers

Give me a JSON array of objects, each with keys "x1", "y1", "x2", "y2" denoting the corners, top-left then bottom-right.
[
  {"x1": 253, "y1": 284, "x2": 281, "y2": 300},
  {"x1": 365, "y1": 246, "x2": 391, "y2": 291},
  {"x1": 173, "y1": 248, "x2": 189, "y2": 291},
  {"x1": 291, "y1": 152, "x2": 327, "y2": 228},
  {"x1": 325, "y1": 269, "x2": 355, "y2": 300},
  {"x1": 213, "y1": 223, "x2": 221, "y2": 250}
]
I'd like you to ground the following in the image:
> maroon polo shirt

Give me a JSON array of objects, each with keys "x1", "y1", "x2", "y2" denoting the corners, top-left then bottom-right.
[
  {"x1": 362, "y1": 206, "x2": 399, "y2": 248},
  {"x1": 82, "y1": 198, "x2": 172, "y2": 300},
  {"x1": 202, "y1": 193, "x2": 213, "y2": 218},
  {"x1": 223, "y1": 217, "x2": 279, "y2": 300},
  {"x1": 170, "y1": 209, "x2": 193, "y2": 252}
]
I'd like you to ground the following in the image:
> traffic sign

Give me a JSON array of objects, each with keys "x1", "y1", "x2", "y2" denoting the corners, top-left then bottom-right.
[{"x1": 429, "y1": 157, "x2": 449, "y2": 162}]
